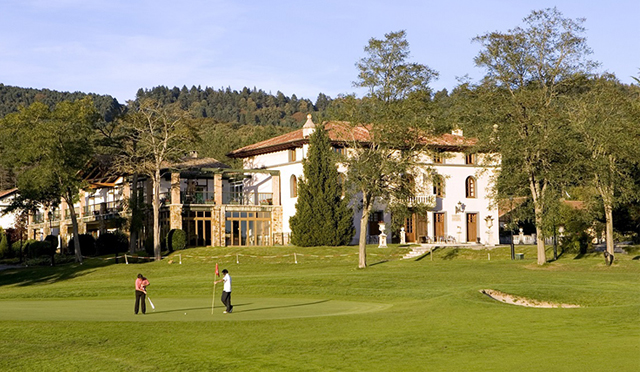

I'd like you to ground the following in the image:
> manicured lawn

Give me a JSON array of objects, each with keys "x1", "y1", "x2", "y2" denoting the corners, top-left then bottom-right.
[{"x1": 0, "y1": 244, "x2": 638, "y2": 371}]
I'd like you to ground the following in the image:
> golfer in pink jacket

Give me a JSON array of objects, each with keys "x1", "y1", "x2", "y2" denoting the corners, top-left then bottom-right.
[{"x1": 134, "y1": 273, "x2": 150, "y2": 314}]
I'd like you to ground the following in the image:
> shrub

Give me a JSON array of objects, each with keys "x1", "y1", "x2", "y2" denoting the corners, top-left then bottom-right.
[
  {"x1": 11, "y1": 240, "x2": 25, "y2": 258},
  {"x1": 95, "y1": 232, "x2": 129, "y2": 256},
  {"x1": 68, "y1": 234, "x2": 96, "y2": 256},
  {"x1": 166, "y1": 229, "x2": 187, "y2": 252},
  {"x1": 0, "y1": 229, "x2": 10, "y2": 259},
  {"x1": 44, "y1": 234, "x2": 58, "y2": 251},
  {"x1": 26, "y1": 240, "x2": 55, "y2": 258}
]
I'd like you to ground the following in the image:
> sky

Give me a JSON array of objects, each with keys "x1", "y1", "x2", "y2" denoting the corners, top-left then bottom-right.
[{"x1": 1, "y1": 0, "x2": 638, "y2": 104}]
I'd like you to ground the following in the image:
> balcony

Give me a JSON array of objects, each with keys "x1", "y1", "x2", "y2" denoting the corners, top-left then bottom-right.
[
  {"x1": 181, "y1": 191, "x2": 215, "y2": 205},
  {"x1": 225, "y1": 192, "x2": 273, "y2": 206},
  {"x1": 64, "y1": 207, "x2": 81, "y2": 220},
  {"x1": 406, "y1": 195, "x2": 434, "y2": 207}
]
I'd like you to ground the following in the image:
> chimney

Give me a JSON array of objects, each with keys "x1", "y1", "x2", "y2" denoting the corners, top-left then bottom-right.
[
  {"x1": 451, "y1": 128, "x2": 463, "y2": 136},
  {"x1": 302, "y1": 114, "x2": 315, "y2": 138},
  {"x1": 189, "y1": 150, "x2": 198, "y2": 158}
]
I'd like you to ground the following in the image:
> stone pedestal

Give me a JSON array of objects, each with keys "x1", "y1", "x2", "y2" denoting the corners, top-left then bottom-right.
[
  {"x1": 378, "y1": 222, "x2": 387, "y2": 248},
  {"x1": 400, "y1": 227, "x2": 406, "y2": 244}
]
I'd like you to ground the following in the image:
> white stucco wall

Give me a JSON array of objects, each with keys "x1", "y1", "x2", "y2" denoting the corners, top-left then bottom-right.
[{"x1": 244, "y1": 142, "x2": 500, "y2": 245}]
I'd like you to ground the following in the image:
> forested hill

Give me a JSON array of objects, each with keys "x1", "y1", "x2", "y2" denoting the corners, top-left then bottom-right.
[
  {"x1": 136, "y1": 85, "x2": 332, "y2": 127},
  {"x1": 0, "y1": 84, "x2": 122, "y2": 121}
]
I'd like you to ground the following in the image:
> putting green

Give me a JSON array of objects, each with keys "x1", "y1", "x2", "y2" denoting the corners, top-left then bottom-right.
[{"x1": 0, "y1": 297, "x2": 391, "y2": 322}]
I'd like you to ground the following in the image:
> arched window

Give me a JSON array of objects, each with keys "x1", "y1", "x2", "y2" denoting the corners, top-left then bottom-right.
[
  {"x1": 290, "y1": 175, "x2": 298, "y2": 198},
  {"x1": 433, "y1": 175, "x2": 445, "y2": 197},
  {"x1": 466, "y1": 176, "x2": 476, "y2": 198}
]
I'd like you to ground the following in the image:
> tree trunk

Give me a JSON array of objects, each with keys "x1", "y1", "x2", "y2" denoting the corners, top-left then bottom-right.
[
  {"x1": 358, "y1": 191, "x2": 371, "y2": 269},
  {"x1": 129, "y1": 172, "x2": 139, "y2": 254},
  {"x1": 66, "y1": 193, "x2": 83, "y2": 264},
  {"x1": 529, "y1": 176, "x2": 546, "y2": 265},
  {"x1": 152, "y1": 170, "x2": 161, "y2": 260},
  {"x1": 603, "y1": 200, "x2": 615, "y2": 265},
  {"x1": 358, "y1": 212, "x2": 369, "y2": 269}
]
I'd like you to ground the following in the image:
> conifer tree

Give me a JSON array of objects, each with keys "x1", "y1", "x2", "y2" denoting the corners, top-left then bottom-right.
[{"x1": 290, "y1": 124, "x2": 354, "y2": 246}]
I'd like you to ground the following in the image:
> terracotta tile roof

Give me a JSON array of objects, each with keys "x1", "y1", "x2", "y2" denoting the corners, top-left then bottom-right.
[
  {"x1": 0, "y1": 188, "x2": 18, "y2": 199},
  {"x1": 227, "y1": 121, "x2": 477, "y2": 158},
  {"x1": 169, "y1": 156, "x2": 231, "y2": 170}
]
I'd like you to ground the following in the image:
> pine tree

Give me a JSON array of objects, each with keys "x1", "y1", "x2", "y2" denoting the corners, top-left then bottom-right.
[{"x1": 290, "y1": 124, "x2": 354, "y2": 246}]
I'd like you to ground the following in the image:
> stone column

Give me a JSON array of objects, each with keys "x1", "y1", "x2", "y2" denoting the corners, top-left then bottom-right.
[
  {"x1": 212, "y1": 206, "x2": 223, "y2": 247},
  {"x1": 43, "y1": 207, "x2": 51, "y2": 236},
  {"x1": 272, "y1": 174, "x2": 280, "y2": 206},
  {"x1": 169, "y1": 172, "x2": 182, "y2": 230},
  {"x1": 272, "y1": 206, "x2": 283, "y2": 245},
  {"x1": 214, "y1": 173, "x2": 223, "y2": 205}
]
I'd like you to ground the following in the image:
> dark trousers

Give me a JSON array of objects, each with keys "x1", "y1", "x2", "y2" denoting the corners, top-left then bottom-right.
[
  {"x1": 221, "y1": 291, "x2": 233, "y2": 312},
  {"x1": 135, "y1": 290, "x2": 146, "y2": 314}
]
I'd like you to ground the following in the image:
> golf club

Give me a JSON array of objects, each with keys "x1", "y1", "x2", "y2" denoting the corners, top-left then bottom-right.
[{"x1": 147, "y1": 295, "x2": 155, "y2": 310}]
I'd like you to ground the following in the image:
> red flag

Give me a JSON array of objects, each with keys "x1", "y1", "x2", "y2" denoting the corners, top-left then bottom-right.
[{"x1": 215, "y1": 263, "x2": 219, "y2": 277}]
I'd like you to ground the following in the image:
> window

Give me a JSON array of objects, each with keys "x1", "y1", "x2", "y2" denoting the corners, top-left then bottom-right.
[
  {"x1": 288, "y1": 149, "x2": 297, "y2": 162},
  {"x1": 433, "y1": 175, "x2": 445, "y2": 197},
  {"x1": 290, "y1": 175, "x2": 298, "y2": 198},
  {"x1": 333, "y1": 146, "x2": 345, "y2": 155},
  {"x1": 368, "y1": 211, "x2": 384, "y2": 236},
  {"x1": 465, "y1": 153, "x2": 476, "y2": 165},
  {"x1": 433, "y1": 152, "x2": 443, "y2": 164},
  {"x1": 466, "y1": 176, "x2": 477, "y2": 198}
]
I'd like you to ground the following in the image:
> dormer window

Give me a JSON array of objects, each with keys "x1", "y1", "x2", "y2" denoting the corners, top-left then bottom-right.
[{"x1": 466, "y1": 153, "x2": 476, "y2": 165}]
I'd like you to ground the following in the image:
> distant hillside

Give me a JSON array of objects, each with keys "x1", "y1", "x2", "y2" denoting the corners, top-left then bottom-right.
[
  {"x1": 0, "y1": 84, "x2": 123, "y2": 121},
  {"x1": 136, "y1": 85, "x2": 332, "y2": 127}
]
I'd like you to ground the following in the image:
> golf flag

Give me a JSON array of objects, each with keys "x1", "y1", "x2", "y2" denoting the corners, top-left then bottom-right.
[{"x1": 215, "y1": 263, "x2": 219, "y2": 277}]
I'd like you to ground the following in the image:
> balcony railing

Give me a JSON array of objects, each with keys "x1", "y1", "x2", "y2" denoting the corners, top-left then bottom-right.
[
  {"x1": 83, "y1": 202, "x2": 122, "y2": 217},
  {"x1": 33, "y1": 214, "x2": 45, "y2": 224},
  {"x1": 181, "y1": 191, "x2": 215, "y2": 205},
  {"x1": 406, "y1": 195, "x2": 433, "y2": 206},
  {"x1": 160, "y1": 191, "x2": 274, "y2": 206},
  {"x1": 65, "y1": 207, "x2": 81, "y2": 219},
  {"x1": 224, "y1": 192, "x2": 273, "y2": 206}
]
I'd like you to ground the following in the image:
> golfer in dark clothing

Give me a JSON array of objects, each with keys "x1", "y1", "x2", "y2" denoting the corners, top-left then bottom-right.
[
  {"x1": 214, "y1": 269, "x2": 233, "y2": 313},
  {"x1": 134, "y1": 274, "x2": 150, "y2": 314}
]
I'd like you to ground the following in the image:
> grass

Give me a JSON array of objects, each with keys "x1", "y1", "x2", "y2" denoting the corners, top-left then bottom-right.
[{"x1": 0, "y1": 244, "x2": 638, "y2": 371}]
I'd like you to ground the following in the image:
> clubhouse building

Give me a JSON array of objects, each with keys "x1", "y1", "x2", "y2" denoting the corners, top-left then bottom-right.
[{"x1": 20, "y1": 115, "x2": 500, "y2": 249}]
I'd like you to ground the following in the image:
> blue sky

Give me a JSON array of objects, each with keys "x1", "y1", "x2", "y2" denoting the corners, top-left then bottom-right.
[{"x1": 1, "y1": 0, "x2": 638, "y2": 103}]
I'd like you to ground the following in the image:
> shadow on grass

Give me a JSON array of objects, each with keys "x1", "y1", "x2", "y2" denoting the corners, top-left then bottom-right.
[
  {"x1": 369, "y1": 260, "x2": 389, "y2": 267},
  {"x1": 146, "y1": 303, "x2": 254, "y2": 315},
  {"x1": 238, "y1": 299, "x2": 330, "y2": 313},
  {"x1": 442, "y1": 248, "x2": 459, "y2": 260},
  {"x1": 415, "y1": 247, "x2": 438, "y2": 261},
  {"x1": 0, "y1": 259, "x2": 113, "y2": 287},
  {"x1": 632, "y1": 256, "x2": 640, "y2": 260}
]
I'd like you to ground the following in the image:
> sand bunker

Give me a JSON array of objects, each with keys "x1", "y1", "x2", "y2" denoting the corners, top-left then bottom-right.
[{"x1": 480, "y1": 289, "x2": 580, "y2": 308}]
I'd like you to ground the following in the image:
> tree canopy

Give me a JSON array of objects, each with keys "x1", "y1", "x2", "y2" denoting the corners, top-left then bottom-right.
[{"x1": 0, "y1": 98, "x2": 100, "y2": 262}]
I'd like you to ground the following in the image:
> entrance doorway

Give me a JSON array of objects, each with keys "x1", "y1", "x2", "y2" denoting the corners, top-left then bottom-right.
[
  {"x1": 434, "y1": 213, "x2": 445, "y2": 242},
  {"x1": 404, "y1": 213, "x2": 428, "y2": 243},
  {"x1": 466, "y1": 213, "x2": 478, "y2": 243}
]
